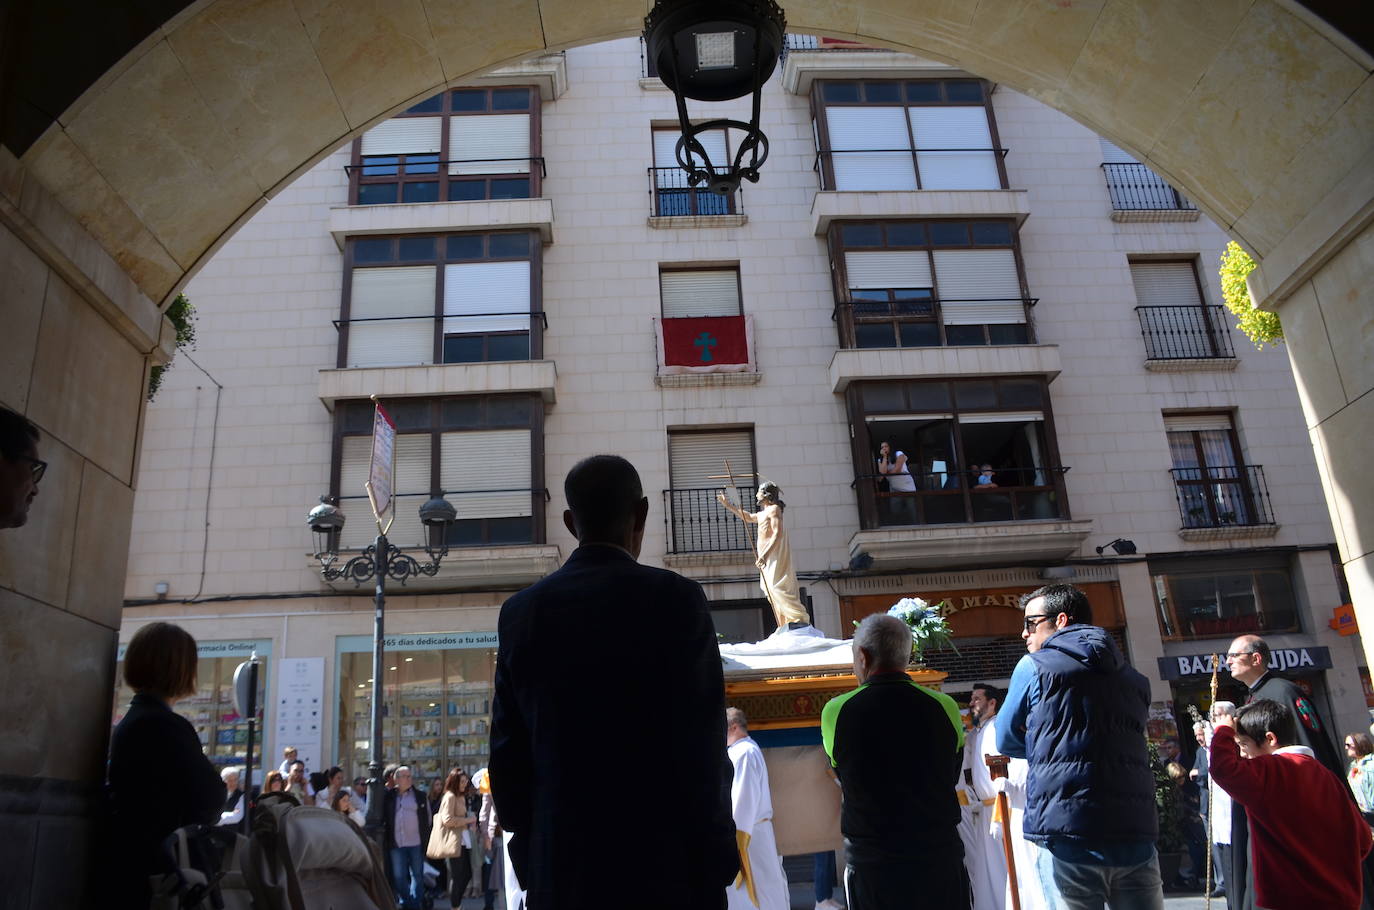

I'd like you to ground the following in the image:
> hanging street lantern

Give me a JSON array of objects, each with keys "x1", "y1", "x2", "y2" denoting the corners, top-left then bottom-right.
[{"x1": 643, "y1": 0, "x2": 786, "y2": 196}]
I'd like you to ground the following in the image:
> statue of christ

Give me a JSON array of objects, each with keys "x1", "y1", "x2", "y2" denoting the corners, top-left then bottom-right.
[{"x1": 717, "y1": 481, "x2": 812, "y2": 631}]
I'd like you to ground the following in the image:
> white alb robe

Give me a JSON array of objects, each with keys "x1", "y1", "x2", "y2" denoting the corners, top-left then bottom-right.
[
  {"x1": 969, "y1": 719, "x2": 1009, "y2": 909},
  {"x1": 726, "y1": 736, "x2": 789, "y2": 910},
  {"x1": 997, "y1": 758, "x2": 1047, "y2": 910},
  {"x1": 956, "y1": 724, "x2": 982, "y2": 896}
]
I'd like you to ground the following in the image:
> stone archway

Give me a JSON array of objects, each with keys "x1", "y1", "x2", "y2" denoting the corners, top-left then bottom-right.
[{"x1": 0, "y1": 1, "x2": 1370, "y2": 904}]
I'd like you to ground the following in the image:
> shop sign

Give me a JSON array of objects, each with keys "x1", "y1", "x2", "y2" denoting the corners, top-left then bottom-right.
[
  {"x1": 1157, "y1": 645, "x2": 1332, "y2": 681},
  {"x1": 337, "y1": 631, "x2": 498, "y2": 653},
  {"x1": 117, "y1": 638, "x2": 271, "y2": 662}
]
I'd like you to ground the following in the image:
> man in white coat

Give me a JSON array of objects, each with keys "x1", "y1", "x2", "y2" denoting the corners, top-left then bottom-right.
[
  {"x1": 967, "y1": 684, "x2": 1009, "y2": 909},
  {"x1": 996, "y1": 758, "x2": 1047, "y2": 910},
  {"x1": 726, "y1": 707, "x2": 789, "y2": 910}
]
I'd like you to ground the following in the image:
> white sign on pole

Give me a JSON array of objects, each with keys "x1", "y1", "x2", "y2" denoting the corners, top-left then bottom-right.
[
  {"x1": 366, "y1": 400, "x2": 396, "y2": 529},
  {"x1": 274, "y1": 657, "x2": 326, "y2": 775}
]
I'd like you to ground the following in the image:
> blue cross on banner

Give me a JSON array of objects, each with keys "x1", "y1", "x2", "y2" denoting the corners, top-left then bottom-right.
[{"x1": 693, "y1": 332, "x2": 718, "y2": 362}]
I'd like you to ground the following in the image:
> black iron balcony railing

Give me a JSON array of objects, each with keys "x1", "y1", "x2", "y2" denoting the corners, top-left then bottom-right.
[
  {"x1": 345, "y1": 157, "x2": 546, "y2": 206},
  {"x1": 647, "y1": 167, "x2": 741, "y2": 218},
  {"x1": 1100, "y1": 163, "x2": 1196, "y2": 212},
  {"x1": 1171, "y1": 466, "x2": 1275, "y2": 530},
  {"x1": 334, "y1": 311, "x2": 548, "y2": 368},
  {"x1": 1136, "y1": 305, "x2": 1235, "y2": 360},
  {"x1": 813, "y1": 147, "x2": 1009, "y2": 191},
  {"x1": 853, "y1": 466, "x2": 1068, "y2": 529},
  {"x1": 664, "y1": 486, "x2": 755, "y2": 554}
]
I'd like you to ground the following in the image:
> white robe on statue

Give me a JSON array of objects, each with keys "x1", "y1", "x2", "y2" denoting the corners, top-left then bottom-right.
[
  {"x1": 996, "y1": 758, "x2": 1047, "y2": 910},
  {"x1": 969, "y1": 718, "x2": 1009, "y2": 909},
  {"x1": 726, "y1": 736, "x2": 789, "y2": 910}
]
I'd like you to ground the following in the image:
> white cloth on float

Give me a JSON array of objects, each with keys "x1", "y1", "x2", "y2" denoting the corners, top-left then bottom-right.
[
  {"x1": 726, "y1": 736, "x2": 789, "y2": 910},
  {"x1": 719, "y1": 625, "x2": 852, "y2": 674},
  {"x1": 968, "y1": 718, "x2": 1010, "y2": 909}
]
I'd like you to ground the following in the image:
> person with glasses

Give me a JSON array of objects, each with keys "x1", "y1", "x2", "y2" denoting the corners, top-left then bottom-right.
[
  {"x1": 1222, "y1": 633, "x2": 1351, "y2": 910},
  {"x1": 995, "y1": 584, "x2": 1163, "y2": 909},
  {"x1": 0, "y1": 405, "x2": 43, "y2": 530},
  {"x1": 1345, "y1": 733, "x2": 1374, "y2": 817}
]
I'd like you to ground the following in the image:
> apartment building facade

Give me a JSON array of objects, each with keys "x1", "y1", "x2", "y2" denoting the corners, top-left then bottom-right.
[{"x1": 117, "y1": 37, "x2": 1365, "y2": 781}]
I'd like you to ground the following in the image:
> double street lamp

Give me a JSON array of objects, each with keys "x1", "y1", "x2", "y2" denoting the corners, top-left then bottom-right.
[{"x1": 307, "y1": 494, "x2": 457, "y2": 839}]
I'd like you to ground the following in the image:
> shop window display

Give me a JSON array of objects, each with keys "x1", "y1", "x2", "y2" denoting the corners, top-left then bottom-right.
[
  {"x1": 337, "y1": 641, "x2": 496, "y2": 781},
  {"x1": 111, "y1": 642, "x2": 270, "y2": 775}
]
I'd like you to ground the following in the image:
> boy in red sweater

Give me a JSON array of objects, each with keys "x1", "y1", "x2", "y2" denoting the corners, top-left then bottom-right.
[{"x1": 1210, "y1": 698, "x2": 1372, "y2": 910}]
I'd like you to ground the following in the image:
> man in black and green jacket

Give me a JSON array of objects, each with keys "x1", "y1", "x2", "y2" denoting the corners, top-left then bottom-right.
[{"x1": 821, "y1": 613, "x2": 969, "y2": 910}]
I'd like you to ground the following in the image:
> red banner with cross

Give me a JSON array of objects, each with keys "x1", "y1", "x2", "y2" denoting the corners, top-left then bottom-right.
[{"x1": 655, "y1": 315, "x2": 755, "y2": 374}]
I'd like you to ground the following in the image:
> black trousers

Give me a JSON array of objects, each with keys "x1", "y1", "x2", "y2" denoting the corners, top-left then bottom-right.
[
  {"x1": 846, "y1": 859, "x2": 970, "y2": 910},
  {"x1": 447, "y1": 849, "x2": 471, "y2": 904}
]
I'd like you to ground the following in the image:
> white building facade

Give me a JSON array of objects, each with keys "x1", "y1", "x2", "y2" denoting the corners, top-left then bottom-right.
[{"x1": 118, "y1": 38, "x2": 1366, "y2": 782}]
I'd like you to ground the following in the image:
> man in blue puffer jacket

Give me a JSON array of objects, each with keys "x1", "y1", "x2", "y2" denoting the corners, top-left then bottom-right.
[{"x1": 995, "y1": 584, "x2": 1164, "y2": 909}]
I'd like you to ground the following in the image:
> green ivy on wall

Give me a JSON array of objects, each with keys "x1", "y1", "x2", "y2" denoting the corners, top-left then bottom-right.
[
  {"x1": 1219, "y1": 242, "x2": 1283, "y2": 348},
  {"x1": 147, "y1": 294, "x2": 197, "y2": 401}
]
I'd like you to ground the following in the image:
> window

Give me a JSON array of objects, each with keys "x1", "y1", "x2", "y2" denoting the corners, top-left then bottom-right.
[
  {"x1": 846, "y1": 378, "x2": 1065, "y2": 528},
  {"x1": 340, "y1": 231, "x2": 540, "y2": 368},
  {"x1": 337, "y1": 634, "x2": 495, "y2": 781},
  {"x1": 332, "y1": 395, "x2": 544, "y2": 549},
  {"x1": 350, "y1": 88, "x2": 539, "y2": 205},
  {"x1": 660, "y1": 268, "x2": 741, "y2": 318},
  {"x1": 1151, "y1": 555, "x2": 1299, "y2": 639},
  {"x1": 831, "y1": 220, "x2": 1031, "y2": 347},
  {"x1": 1099, "y1": 139, "x2": 1194, "y2": 211},
  {"x1": 1130, "y1": 260, "x2": 1232, "y2": 359},
  {"x1": 1165, "y1": 413, "x2": 1273, "y2": 528},
  {"x1": 814, "y1": 79, "x2": 1004, "y2": 192},
  {"x1": 665, "y1": 429, "x2": 756, "y2": 553},
  {"x1": 710, "y1": 599, "x2": 776, "y2": 643},
  {"x1": 651, "y1": 128, "x2": 736, "y2": 216}
]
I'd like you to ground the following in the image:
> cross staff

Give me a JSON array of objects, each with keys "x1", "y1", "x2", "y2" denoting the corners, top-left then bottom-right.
[
  {"x1": 1205, "y1": 652, "x2": 1219, "y2": 910},
  {"x1": 707, "y1": 459, "x2": 757, "y2": 550},
  {"x1": 986, "y1": 754, "x2": 1021, "y2": 910}
]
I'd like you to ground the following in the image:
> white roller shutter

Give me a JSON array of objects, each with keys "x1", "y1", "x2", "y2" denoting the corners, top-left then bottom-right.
[
  {"x1": 844, "y1": 251, "x2": 933, "y2": 290},
  {"x1": 440, "y1": 430, "x2": 532, "y2": 519},
  {"x1": 1163, "y1": 414, "x2": 1233, "y2": 432},
  {"x1": 1098, "y1": 138, "x2": 1138, "y2": 164},
  {"x1": 825, "y1": 107, "x2": 917, "y2": 191},
  {"x1": 444, "y1": 261, "x2": 531, "y2": 334},
  {"x1": 347, "y1": 267, "x2": 436, "y2": 366},
  {"x1": 660, "y1": 270, "x2": 741, "y2": 318},
  {"x1": 908, "y1": 107, "x2": 1000, "y2": 189},
  {"x1": 360, "y1": 118, "x2": 442, "y2": 156},
  {"x1": 668, "y1": 431, "x2": 755, "y2": 488},
  {"x1": 932, "y1": 250, "x2": 1025, "y2": 324},
  {"x1": 337, "y1": 434, "x2": 431, "y2": 549},
  {"x1": 450, "y1": 114, "x2": 531, "y2": 175},
  {"x1": 1129, "y1": 262, "x2": 1202, "y2": 307},
  {"x1": 654, "y1": 130, "x2": 729, "y2": 186}
]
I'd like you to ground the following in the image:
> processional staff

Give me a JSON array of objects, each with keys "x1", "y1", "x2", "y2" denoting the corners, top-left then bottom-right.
[
  {"x1": 1205, "y1": 652, "x2": 1219, "y2": 910},
  {"x1": 985, "y1": 754, "x2": 1021, "y2": 910},
  {"x1": 707, "y1": 458, "x2": 756, "y2": 550}
]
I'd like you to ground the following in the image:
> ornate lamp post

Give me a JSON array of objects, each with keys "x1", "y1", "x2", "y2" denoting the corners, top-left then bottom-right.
[
  {"x1": 307, "y1": 494, "x2": 456, "y2": 839},
  {"x1": 643, "y1": 0, "x2": 786, "y2": 195}
]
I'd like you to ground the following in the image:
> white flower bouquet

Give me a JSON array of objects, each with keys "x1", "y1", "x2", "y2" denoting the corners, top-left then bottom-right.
[{"x1": 884, "y1": 597, "x2": 957, "y2": 664}]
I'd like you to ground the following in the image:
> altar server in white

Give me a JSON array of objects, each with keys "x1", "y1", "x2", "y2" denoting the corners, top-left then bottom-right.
[
  {"x1": 994, "y1": 758, "x2": 1047, "y2": 910},
  {"x1": 725, "y1": 707, "x2": 789, "y2": 910},
  {"x1": 967, "y1": 684, "x2": 1009, "y2": 909}
]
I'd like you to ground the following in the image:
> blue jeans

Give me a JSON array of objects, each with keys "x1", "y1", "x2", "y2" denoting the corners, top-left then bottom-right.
[
  {"x1": 388, "y1": 844, "x2": 425, "y2": 909},
  {"x1": 1035, "y1": 848, "x2": 1164, "y2": 910},
  {"x1": 813, "y1": 851, "x2": 837, "y2": 901}
]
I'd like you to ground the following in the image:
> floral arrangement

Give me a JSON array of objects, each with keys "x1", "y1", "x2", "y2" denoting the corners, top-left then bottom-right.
[{"x1": 856, "y1": 597, "x2": 958, "y2": 664}]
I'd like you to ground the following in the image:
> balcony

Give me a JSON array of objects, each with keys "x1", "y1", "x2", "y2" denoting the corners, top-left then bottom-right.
[
  {"x1": 328, "y1": 196, "x2": 555, "y2": 249},
  {"x1": 811, "y1": 188, "x2": 1029, "y2": 235},
  {"x1": 1101, "y1": 163, "x2": 1200, "y2": 222},
  {"x1": 647, "y1": 168, "x2": 747, "y2": 229},
  {"x1": 847, "y1": 467, "x2": 1093, "y2": 569},
  {"x1": 663, "y1": 487, "x2": 756, "y2": 567},
  {"x1": 1136, "y1": 305, "x2": 1237, "y2": 371},
  {"x1": 781, "y1": 43, "x2": 967, "y2": 95},
  {"x1": 1171, "y1": 466, "x2": 1278, "y2": 541},
  {"x1": 829, "y1": 342, "x2": 1061, "y2": 392}
]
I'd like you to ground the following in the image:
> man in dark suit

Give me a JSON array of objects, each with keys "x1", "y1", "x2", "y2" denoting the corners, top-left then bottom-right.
[
  {"x1": 1225, "y1": 634, "x2": 1351, "y2": 910},
  {"x1": 489, "y1": 455, "x2": 738, "y2": 909}
]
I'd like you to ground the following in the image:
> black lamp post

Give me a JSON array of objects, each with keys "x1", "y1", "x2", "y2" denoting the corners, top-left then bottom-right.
[
  {"x1": 644, "y1": 0, "x2": 786, "y2": 195},
  {"x1": 307, "y1": 494, "x2": 456, "y2": 840}
]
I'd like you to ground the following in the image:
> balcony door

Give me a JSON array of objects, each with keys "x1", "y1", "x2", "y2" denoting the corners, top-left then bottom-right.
[
  {"x1": 666, "y1": 430, "x2": 756, "y2": 553},
  {"x1": 1165, "y1": 413, "x2": 1253, "y2": 527}
]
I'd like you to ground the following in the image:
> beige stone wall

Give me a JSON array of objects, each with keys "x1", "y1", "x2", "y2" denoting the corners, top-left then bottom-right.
[{"x1": 0, "y1": 147, "x2": 171, "y2": 907}]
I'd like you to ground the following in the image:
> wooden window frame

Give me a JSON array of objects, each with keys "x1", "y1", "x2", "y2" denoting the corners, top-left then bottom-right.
[
  {"x1": 810, "y1": 78, "x2": 1008, "y2": 192},
  {"x1": 348, "y1": 86, "x2": 543, "y2": 205}
]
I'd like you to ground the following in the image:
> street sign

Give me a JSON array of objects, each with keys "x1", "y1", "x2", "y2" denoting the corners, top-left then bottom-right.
[{"x1": 366, "y1": 400, "x2": 396, "y2": 530}]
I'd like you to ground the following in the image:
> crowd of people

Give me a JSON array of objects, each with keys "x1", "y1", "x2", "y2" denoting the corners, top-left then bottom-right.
[{"x1": 93, "y1": 449, "x2": 1374, "y2": 910}]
